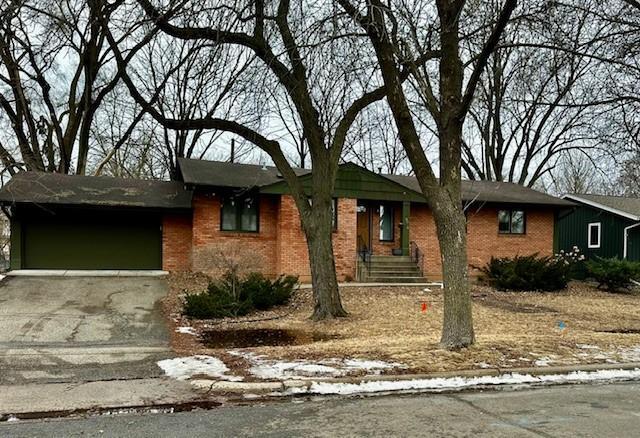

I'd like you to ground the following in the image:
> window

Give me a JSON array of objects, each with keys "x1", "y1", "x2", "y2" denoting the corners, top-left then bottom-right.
[
  {"x1": 379, "y1": 204, "x2": 394, "y2": 241},
  {"x1": 588, "y1": 222, "x2": 601, "y2": 248},
  {"x1": 498, "y1": 209, "x2": 526, "y2": 234},
  {"x1": 220, "y1": 195, "x2": 259, "y2": 232}
]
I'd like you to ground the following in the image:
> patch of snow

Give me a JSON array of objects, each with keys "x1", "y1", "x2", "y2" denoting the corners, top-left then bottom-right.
[
  {"x1": 342, "y1": 359, "x2": 402, "y2": 371},
  {"x1": 475, "y1": 362, "x2": 493, "y2": 369},
  {"x1": 534, "y1": 357, "x2": 554, "y2": 367},
  {"x1": 5, "y1": 415, "x2": 18, "y2": 422},
  {"x1": 577, "y1": 344, "x2": 600, "y2": 350},
  {"x1": 253, "y1": 361, "x2": 342, "y2": 380},
  {"x1": 230, "y1": 350, "x2": 405, "y2": 380},
  {"x1": 175, "y1": 326, "x2": 197, "y2": 335},
  {"x1": 286, "y1": 368, "x2": 640, "y2": 396},
  {"x1": 157, "y1": 356, "x2": 242, "y2": 381},
  {"x1": 619, "y1": 346, "x2": 640, "y2": 362}
]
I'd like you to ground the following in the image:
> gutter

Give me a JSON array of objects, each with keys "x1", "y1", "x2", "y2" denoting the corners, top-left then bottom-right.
[{"x1": 623, "y1": 222, "x2": 640, "y2": 259}]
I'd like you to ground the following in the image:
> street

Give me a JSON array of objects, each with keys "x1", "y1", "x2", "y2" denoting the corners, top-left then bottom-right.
[{"x1": 2, "y1": 382, "x2": 639, "y2": 437}]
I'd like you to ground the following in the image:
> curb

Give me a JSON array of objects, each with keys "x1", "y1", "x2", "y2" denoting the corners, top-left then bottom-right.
[
  {"x1": 4, "y1": 363, "x2": 640, "y2": 421},
  {"x1": 0, "y1": 400, "x2": 221, "y2": 423},
  {"x1": 191, "y1": 362, "x2": 640, "y2": 395}
]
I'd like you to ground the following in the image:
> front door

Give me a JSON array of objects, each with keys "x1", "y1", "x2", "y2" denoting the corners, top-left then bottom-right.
[{"x1": 356, "y1": 201, "x2": 371, "y2": 253}]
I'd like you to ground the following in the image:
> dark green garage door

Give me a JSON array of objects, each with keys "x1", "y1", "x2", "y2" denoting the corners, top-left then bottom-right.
[{"x1": 21, "y1": 209, "x2": 162, "y2": 270}]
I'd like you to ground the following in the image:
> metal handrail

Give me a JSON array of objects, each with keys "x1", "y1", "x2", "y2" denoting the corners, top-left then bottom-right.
[
  {"x1": 410, "y1": 240, "x2": 424, "y2": 276},
  {"x1": 357, "y1": 235, "x2": 371, "y2": 272}
]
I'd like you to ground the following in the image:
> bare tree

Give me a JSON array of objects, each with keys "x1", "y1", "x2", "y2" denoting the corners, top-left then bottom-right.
[
  {"x1": 107, "y1": 0, "x2": 434, "y2": 320},
  {"x1": 0, "y1": 0, "x2": 156, "y2": 176},
  {"x1": 459, "y1": 1, "x2": 615, "y2": 188},
  {"x1": 339, "y1": 0, "x2": 517, "y2": 348},
  {"x1": 344, "y1": 102, "x2": 411, "y2": 174},
  {"x1": 547, "y1": 152, "x2": 614, "y2": 195}
]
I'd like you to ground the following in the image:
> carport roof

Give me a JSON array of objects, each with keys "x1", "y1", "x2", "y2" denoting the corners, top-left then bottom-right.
[{"x1": 0, "y1": 171, "x2": 193, "y2": 209}]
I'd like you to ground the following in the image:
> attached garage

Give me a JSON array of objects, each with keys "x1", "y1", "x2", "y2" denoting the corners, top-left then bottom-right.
[
  {"x1": 18, "y1": 207, "x2": 162, "y2": 270},
  {"x1": 0, "y1": 172, "x2": 192, "y2": 271}
]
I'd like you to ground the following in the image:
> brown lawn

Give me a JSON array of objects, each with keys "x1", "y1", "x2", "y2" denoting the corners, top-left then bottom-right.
[{"x1": 163, "y1": 273, "x2": 640, "y2": 376}]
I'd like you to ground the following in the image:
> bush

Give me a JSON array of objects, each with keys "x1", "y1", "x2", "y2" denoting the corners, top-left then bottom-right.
[
  {"x1": 585, "y1": 257, "x2": 640, "y2": 291},
  {"x1": 183, "y1": 271, "x2": 298, "y2": 319},
  {"x1": 555, "y1": 246, "x2": 587, "y2": 280},
  {"x1": 479, "y1": 253, "x2": 571, "y2": 291}
]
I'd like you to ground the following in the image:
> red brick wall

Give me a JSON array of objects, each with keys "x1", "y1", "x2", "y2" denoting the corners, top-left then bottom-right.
[
  {"x1": 190, "y1": 193, "x2": 280, "y2": 277},
  {"x1": 278, "y1": 196, "x2": 357, "y2": 283},
  {"x1": 164, "y1": 192, "x2": 555, "y2": 284},
  {"x1": 409, "y1": 204, "x2": 555, "y2": 280},
  {"x1": 466, "y1": 206, "x2": 555, "y2": 274},
  {"x1": 408, "y1": 204, "x2": 440, "y2": 277},
  {"x1": 162, "y1": 213, "x2": 193, "y2": 271}
]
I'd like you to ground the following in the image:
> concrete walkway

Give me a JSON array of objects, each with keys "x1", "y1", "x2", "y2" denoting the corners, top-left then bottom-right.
[
  {"x1": 298, "y1": 281, "x2": 443, "y2": 289},
  {"x1": 0, "y1": 378, "x2": 203, "y2": 418},
  {"x1": 6, "y1": 270, "x2": 168, "y2": 277}
]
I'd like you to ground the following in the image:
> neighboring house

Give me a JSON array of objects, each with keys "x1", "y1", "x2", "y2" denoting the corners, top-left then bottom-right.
[
  {"x1": 0, "y1": 159, "x2": 573, "y2": 282},
  {"x1": 558, "y1": 194, "x2": 640, "y2": 261}
]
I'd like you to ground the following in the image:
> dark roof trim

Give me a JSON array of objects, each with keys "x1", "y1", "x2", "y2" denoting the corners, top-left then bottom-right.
[{"x1": 177, "y1": 158, "x2": 573, "y2": 207}]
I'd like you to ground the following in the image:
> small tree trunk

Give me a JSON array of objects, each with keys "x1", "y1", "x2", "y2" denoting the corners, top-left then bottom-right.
[
  {"x1": 432, "y1": 203, "x2": 475, "y2": 348},
  {"x1": 303, "y1": 198, "x2": 347, "y2": 320}
]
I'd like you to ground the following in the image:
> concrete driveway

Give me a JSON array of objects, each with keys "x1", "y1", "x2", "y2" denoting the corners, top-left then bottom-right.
[{"x1": 0, "y1": 276, "x2": 173, "y2": 385}]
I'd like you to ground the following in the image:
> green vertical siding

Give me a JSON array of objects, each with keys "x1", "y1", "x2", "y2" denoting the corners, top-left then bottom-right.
[
  {"x1": 628, "y1": 227, "x2": 640, "y2": 261},
  {"x1": 556, "y1": 204, "x2": 637, "y2": 260}
]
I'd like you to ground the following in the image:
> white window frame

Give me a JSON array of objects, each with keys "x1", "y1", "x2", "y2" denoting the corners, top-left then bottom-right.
[{"x1": 588, "y1": 222, "x2": 601, "y2": 249}]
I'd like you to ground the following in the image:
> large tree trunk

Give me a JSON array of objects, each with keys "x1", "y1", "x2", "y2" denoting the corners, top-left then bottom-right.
[
  {"x1": 302, "y1": 195, "x2": 347, "y2": 320},
  {"x1": 432, "y1": 202, "x2": 475, "y2": 348}
]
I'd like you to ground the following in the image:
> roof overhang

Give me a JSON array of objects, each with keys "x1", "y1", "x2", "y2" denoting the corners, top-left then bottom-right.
[
  {"x1": 260, "y1": 162, "x2": 427, "y2": 203},
  {"x1": 562, "y1": 194, "x2": 640, "y2": 221}
]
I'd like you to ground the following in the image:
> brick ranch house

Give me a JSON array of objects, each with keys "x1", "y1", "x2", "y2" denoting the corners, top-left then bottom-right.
[{"x1": 0, "y1": 159, "x2": 573, "y2": 282}]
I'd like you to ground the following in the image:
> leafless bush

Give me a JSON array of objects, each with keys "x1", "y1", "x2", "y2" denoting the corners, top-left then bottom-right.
[{"x1": 192, "y1": 242, "x2": 263, "y2": 279}]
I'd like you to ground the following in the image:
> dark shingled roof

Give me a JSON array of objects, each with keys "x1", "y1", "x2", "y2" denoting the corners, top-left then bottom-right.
[
  {"x1": 0, "y1": 172, "x2": 192, "y2": 209},
  {"x1": 385, "y1": 175, "x2": 574, "y2": 207},
  {"x1": 179, "y1": 158, "x2": 571, "y2": 207},
  {"x1": 564, "y1": 194, "x2": 640, "y2": 220},
  {"x1": 178, "y1": 158, "x2": 310, "y2": 188}
]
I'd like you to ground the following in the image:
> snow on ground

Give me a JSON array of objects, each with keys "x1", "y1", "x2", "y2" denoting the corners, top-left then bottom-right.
[
  {"x1": 175, "y1": 326, "x2": 197, "y2": 335},
  {"x1": 619, "y1": 346, "x2": 640, "y2": 362},
  {"x1": 157, "y1": 356, "x2": 243, "y2": 381},
  {"x1": 286, "y1": 368, "x2": 640, "y2": 396},
  {"x1": 230, "y1": 350, "x2": 405, "y2": 380},
  {"x1": 533, "y1": 357, "x2": 554, "y2": 367}
]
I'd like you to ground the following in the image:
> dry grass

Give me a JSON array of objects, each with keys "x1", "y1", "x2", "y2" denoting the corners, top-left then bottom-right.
[{"x1": 163, "y1": 274, "x2": 640, "y2": 374}]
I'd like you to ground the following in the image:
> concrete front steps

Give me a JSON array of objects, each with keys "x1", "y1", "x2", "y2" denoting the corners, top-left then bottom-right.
[{"x1": 358, "y1": 255, "x2": 428, "y2": 283}]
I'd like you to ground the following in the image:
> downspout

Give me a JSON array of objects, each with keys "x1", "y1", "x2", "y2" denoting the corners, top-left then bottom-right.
[{"x1": 623, "y1": 222, "x2": 640, "y2": 259}]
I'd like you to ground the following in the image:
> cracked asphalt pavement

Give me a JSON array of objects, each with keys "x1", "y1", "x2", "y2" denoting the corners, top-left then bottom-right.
[
  {"x1": 0, "y1": 276, "x2": 173, "y2": 385},
  {"x1": 3, "y1": 382, "x2": 640, "y2": 437}
]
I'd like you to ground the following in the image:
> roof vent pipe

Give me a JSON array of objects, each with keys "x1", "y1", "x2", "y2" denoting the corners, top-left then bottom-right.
[{"x1": 230, "y1": 139, "x2": 235, "y2": 163}]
